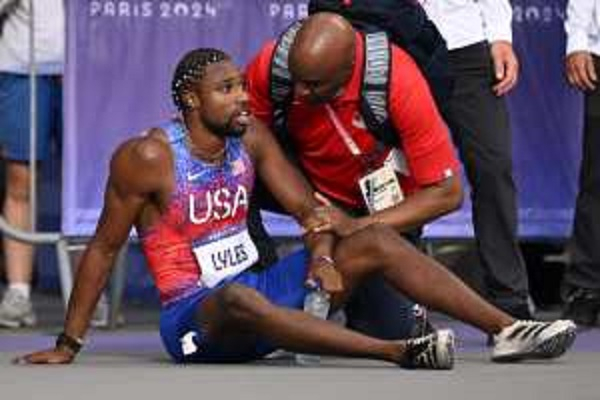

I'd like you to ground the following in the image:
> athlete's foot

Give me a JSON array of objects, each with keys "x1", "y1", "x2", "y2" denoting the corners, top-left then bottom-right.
[{"x1": 397, "y1": 329, "x2": 455, "y2": 370}]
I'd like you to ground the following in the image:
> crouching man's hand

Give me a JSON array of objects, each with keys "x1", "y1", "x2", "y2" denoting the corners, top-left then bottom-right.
[{"x1": 309, "y1": 193, "x2": 365, "y2": 237}]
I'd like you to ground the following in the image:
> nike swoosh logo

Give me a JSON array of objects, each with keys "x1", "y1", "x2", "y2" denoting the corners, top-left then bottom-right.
[{"x1": 187, "y1": 171, "x2": 205, "y2": 181}]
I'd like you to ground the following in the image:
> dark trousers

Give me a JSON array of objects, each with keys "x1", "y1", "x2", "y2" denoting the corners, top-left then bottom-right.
[
  {"x1": 564, "y1": 55, "x2": 600, "y2": 291},
  {"x1": 441, "y1": 42, "x2": 529, "y2": 308},
  {"x1": 344, "y1": 230, "x2": 421, "y2": 340},
  {"x1": 344, "y1": 276, "x2": 416, "y2": 339}
]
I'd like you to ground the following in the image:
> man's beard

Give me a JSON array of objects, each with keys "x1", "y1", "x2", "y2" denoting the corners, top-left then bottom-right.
[{"x1": 203, "y1": 115, "x2": 246, "y2": 138}]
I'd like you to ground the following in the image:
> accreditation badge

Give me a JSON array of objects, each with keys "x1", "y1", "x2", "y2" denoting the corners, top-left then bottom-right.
[
  {"x1": 358, "y1": 164, "x2": 404, "y2": 214},
  {"x1": 384, "y1": 148, "x2": 409, "y2": 176},
  {"x1": 192, "y1": 229, "x2": 259, "y2": 288}
]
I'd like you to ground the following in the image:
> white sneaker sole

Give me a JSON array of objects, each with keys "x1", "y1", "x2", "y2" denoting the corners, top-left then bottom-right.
[{"x1": 434, "y1": 329, "x2": 456, "y2": 370}]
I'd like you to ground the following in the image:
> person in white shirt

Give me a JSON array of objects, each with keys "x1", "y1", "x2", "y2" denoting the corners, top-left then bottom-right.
[
  {"x1": 422, "y1": 0, "x2": 532, "y2": 320},
  {"x1": 0, "y1": 0, "x2": 64, "y2": 328},
  {"x1": 562, "y1": 0, "x2": 600, "y2": 326}
]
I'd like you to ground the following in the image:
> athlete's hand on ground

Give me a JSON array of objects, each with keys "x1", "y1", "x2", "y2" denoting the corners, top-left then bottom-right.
[
  {"x1": 13, "y1": 348, "x2": 75, "y2": 365},
  {"x1": 566, "y1": 51, "x2": 597, "y2": 92},
  {"x1": 309, "y1": 193, "x2": 363, "y2": 237},
  {"x1": 490, "y1": 41, "x2": 519, "y2": 96}
]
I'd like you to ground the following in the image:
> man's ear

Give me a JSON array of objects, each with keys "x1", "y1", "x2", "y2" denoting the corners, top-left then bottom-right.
[{"x1": 183, "y1": 93, "x2": 199, "y2": 110}]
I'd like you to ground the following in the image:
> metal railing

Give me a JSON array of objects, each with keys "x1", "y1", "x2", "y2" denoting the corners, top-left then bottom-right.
[
  {"x1": 0, "y1": 0, "x2": 74, "y2": 308},
  {"x1": 0, "y1": 0, "x2": 128, "y2": 329},
  {"x1": 0, "y1": 215, "x2": 72, "y2": 307}
]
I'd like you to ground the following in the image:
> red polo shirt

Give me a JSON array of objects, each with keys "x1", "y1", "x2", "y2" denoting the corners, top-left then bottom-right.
[{"x1": 246, "y1": 33, "x2": 459, "y2": 210}]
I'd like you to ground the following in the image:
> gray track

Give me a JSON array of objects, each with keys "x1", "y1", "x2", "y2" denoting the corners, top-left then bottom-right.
[
  {"x1": 1, "y1": 347, "x2": 598, "y2": 400},
  {"x1": 0, "y1": 293, "x2": 598, "y2": 400}
]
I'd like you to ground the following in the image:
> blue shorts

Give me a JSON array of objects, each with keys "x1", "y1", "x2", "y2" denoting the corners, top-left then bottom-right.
[
  {"x1": 0, "y1": 73, "x2": 62, "y2": 161},
  {"x1": 159, "y1": 249, "x2": 310, "y2": 363}
]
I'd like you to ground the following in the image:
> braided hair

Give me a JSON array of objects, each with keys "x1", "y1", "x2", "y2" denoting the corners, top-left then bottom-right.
[{"x1": 171, "y1": 48, "x2": 229, "y2": 112}]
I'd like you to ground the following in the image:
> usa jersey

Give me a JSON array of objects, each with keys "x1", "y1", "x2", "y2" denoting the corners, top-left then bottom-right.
[{"x1": 139, "y1": 120, "x2": 255, "y2": 305}]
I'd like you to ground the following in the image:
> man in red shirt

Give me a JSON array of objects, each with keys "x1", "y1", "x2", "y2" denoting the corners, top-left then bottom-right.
[{"x1": 246, "y1": 12, "x2": 462, "y2": 338}]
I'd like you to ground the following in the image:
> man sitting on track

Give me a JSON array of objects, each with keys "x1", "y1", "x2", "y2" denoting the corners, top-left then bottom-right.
[{"x1": 16, "y1": 48, "x2": 576, "y2": 368}]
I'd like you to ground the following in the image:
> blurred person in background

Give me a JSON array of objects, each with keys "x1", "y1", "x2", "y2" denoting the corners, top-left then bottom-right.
[
  {"x1": 562, "y1": 0, "x2": 600, "y2": 327},
  {"x1": 0, "y1": 0, "x2": 64, "y2": 328},
  {"x1": 422, "y1": 0, "x2": 534, "y2": 320}
]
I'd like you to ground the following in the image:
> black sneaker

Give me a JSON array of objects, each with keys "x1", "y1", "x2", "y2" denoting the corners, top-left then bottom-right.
[
  {"x1": 562, "y1": 288, "x2": 600, "y2": 327},
  {"x1": 399, "y1": 329, "x2": 455, "y2": 370},
  {"x1": 410, "y1": 304, "x2": 435, "y2": 338}
]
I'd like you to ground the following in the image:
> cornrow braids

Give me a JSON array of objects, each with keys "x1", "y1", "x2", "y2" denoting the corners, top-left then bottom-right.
[{"x1": 171, "y1": 48, "x2": 230, "y2": 112}]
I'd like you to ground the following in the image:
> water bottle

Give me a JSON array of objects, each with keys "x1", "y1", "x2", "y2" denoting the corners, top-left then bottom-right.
[{"x1": 295, "y1": 287, "x2": 331, "y2": 366}]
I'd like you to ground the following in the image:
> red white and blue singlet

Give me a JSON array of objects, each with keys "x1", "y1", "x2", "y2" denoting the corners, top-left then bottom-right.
[
  {"x1": 139, "y1": 120, "x2": 256, "y2": 305},
  {"x1": 152, "y1": 120, "x2": 309, "y2": 363}
]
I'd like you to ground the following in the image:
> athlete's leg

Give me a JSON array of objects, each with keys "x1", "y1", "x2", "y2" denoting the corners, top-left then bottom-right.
[
  {"x1": 196, "y1": 283, "x2": 406, "y2": 363},
  {"x1": 331, "y1": 224, "x2": 514, "y2": 334}
]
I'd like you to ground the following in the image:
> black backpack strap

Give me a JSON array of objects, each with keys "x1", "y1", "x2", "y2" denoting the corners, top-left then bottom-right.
[
  {"x1": 257, "y1": 21, "x2": 304, "y2": 216},
  {"x1": 360, "y1": 31, "x2": 400, "y2": 148},
  {"x1": 269, "y1": 20, "x2": 303, "y2": 137}
]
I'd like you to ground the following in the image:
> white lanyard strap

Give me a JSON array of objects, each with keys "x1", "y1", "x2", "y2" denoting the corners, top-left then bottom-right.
[{"x1": 325, "y1": 104, "x2": 363, "y2": 156}]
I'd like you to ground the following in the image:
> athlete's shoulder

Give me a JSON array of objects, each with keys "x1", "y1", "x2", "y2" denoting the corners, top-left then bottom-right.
[
  {"x1": 240, "y1": 116, "x2": 285, "y2": 165},
  {"x1": 109, "y1": 128, "x2": 173, "y2": 192},
  {"x1": 242, "y1": 116, "x2": 273, "y2": 146},
  {"x1": 113, "y1": 128, "x2": 171, "y2": 167}
]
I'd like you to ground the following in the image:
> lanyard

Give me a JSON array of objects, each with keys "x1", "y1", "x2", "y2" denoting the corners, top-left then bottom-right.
[
  {"x1": 325, "y1": 103, "x2": 363, "y2": 156},
  {"x1": 325, "y1": 103, "x2": 385, "y2": 171}
]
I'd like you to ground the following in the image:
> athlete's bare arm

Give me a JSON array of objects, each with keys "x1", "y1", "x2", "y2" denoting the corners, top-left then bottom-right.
[
  {"x1": 243, "y1": 118, "x2": 342, "y2": 294},
  {"x1": 16, "y1": 134, "x2": 173, "y2": 364},
  {"x1": 242, "y1": 119, "x2": 316, "y2": 226}
]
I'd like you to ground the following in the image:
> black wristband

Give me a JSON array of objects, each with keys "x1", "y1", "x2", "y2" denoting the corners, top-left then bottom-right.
[{"x1": 56, "y1": 332, "x2": 84, "y2": 354}]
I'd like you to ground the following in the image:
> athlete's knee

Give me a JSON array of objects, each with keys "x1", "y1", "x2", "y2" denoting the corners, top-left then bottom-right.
[
  {"x1": 358, "y1": 223, "x2": 410, "y2": 257},
  {"x1": 335, "y1": 224, "x2": 409, "y2": 272},
  {"x1": 219, "y1": 283, "x2": 271, "y2": 323}
]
